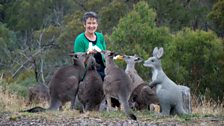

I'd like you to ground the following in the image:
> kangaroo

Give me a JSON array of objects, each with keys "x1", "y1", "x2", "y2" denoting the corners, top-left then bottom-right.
[
  {"x1": 48, "y1": 52, "x2": 87, "y2": 110},
  {"x1": 123, "y1": 54, "x2": 144, "y2": 90},
  {"x1": 27, "y1": 83, "x2": 50, "y2": 105},
  {"x1": 22, "y1": 52, "x2": 86, "y2": 112},
  {"x1": 77, "y1": 53, "x2": 104, "y2": 112},
  {"x1": 123, "y1": 54, "x2": 159, "y2": 111},
  {"x1": 101, "y1": 50, "x2": 137, "y2": 120},
  {"x1": 143, "y1": 47, "x2": 187, "y2": 115},
  {"x1": 129, "y1": 83, "x2": 159, "y2": 110}
]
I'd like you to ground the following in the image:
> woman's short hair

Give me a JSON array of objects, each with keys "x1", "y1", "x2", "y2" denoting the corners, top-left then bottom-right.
[{"x1": 82, "y1": 11, "x2": 98, "y2": 24}]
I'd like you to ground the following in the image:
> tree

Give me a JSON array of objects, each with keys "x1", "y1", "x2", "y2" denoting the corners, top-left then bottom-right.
[
  {"x1": 163, "y1": 28, "x2": 224, "y2": 100},
  {"x1": 0, "y1": 23, "x2": 17, "y2": 72},
  {"x1": 148, "y1": 0, "x2": 214, "y2": 32},
  {"x1": 108, "y1": 1, "x2": 171, "y2": 79},
  {"x1": 208, "y1": 0, "x2": 224, "y2": 37},
  {"x1": 109, "y1": 1, "x2": 171, "y2": 55},
  {"x1": 99, "y1": 0, "x2": 129, "y2": 34},
  {"x1": 5, "y1": 0, "x2": 52, "y2": 31}
]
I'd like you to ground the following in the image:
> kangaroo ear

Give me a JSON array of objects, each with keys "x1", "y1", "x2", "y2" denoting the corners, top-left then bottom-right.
[
  {"x1": 134, "y1": 54, "x2": 140, "y2": 58},
  {"x1": 152, "y1": 47, "x2": 159, "y2": 57},
  {"x1": 156, "y1": 47, "x2": 164, "y2": 59}
]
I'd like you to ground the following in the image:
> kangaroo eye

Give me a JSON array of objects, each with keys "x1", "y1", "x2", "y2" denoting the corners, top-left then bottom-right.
[{"x1": 151, "y1": 59, "x2": 154, "y2": 62}]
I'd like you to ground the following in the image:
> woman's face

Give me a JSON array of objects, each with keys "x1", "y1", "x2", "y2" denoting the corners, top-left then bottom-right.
[{"x1": 84, "y1": 17, "x2": 98, "y2": 34}]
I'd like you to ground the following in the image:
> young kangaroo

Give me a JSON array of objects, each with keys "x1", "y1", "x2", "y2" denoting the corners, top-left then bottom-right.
[
  {"x1": 101, "y1": 50, "x2": 137, "y2": 120},
  {"x1": 143, "y1": 47, "x2": 187, "y2": 115}
]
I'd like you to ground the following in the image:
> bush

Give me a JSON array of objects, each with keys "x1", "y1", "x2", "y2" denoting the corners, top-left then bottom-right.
[
  {"x1": 6, "y1": 69, "x2": 36, "y2": 97},
  {"x1": 163, "y1": 28, "x2": 224, "y2": 100},
  {"x1": 108, "y1": 1, "x2": 171, "y2": 79}
]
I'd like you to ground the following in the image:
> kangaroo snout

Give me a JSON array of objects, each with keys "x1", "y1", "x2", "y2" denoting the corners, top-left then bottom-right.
[{"x1": 143, "y1": 60, "x2": 152, "y2": 68}]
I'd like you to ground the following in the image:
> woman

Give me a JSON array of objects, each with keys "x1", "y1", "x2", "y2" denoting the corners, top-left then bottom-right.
[{"x1": 74, "y1": 11, "x2": 106, "y2": 80}]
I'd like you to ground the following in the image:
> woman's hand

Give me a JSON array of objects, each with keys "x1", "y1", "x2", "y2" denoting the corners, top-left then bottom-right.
[{"x1": 87, "y1": 49, "x2": 98, "y2": 54}]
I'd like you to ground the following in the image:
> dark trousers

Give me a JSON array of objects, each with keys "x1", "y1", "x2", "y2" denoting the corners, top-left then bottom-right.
[
  {"x1": 94, "y1": 52, "x2": 105, "y2": 81},
  {"x1": 96, "y1": 64, "x2": 105, "y2": 81}
]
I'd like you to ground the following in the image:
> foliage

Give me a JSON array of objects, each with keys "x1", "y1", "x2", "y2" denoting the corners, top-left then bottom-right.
[
  {"x1": 4, "y1": 69, "x2": 36, "y2": 97},
  {"x1": 148, "y1": 0, "x2": 214, "y2": 32},
  {"x1": 108, "y1": 1, "x2": 171, "y2": 79},
  {"x1": 0, "y1": 23, "x2": 17, "y2": 71},
  {"x1": 99, "y1": 0, "x2": 129, "y2": 34},
  {"x1": 5, "y1": 0, "x2": 52, "y2": 31},
  {"x1": 0, "y1": 0, "x2": 223, "y2": 101},
  {"x1": 163, "y1": 28, "x2": 224, "y2": 100},
  {"x1": 208, "y1": 0, "x2": 224, "y2": 36},
  {"x1": 57, "y1": 11, "x2": 83, "y2": 53}
]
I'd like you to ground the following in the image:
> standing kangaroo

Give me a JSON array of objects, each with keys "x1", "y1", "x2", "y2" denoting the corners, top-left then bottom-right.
[
  {"x1": 123, "y1": 54, "x2": 144, "y2": 90},
  {"x1": 143, "y1": 47, "x2": 187, "y2": 115},
  {"x1": 78, "y1": 53, "x2": 104, "y2": 112},
  {"x1": 22, "y1": 52, "x2": 86, "y2": 112},
  {"x1": 101, "y1": 50, "x2": 137, "y2": 120},
  {"x1": 48, "y1": 52, "x2": 86, "y2": 110},
  {"x1": 123, "y1": 54, "x2": 159, "y2": 111}
]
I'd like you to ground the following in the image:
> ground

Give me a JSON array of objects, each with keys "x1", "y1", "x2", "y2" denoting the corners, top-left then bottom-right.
[{"x1": 0, "y1": 110, "x2": 223, "y2": 126}]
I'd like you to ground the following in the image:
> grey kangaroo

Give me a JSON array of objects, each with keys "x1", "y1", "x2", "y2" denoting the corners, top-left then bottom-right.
[
  {"x1": 123, "y1": 54, "x2": 159, "y2": 111},
  {"x1": 78, "y1": 53, "x2": 104, "y2": 112},
  {"x1": 123, "y1": 54, "x2": 145, "y2": 90},
  {"x1": 22, "y1": 52, "x2": 86, "y2": 112},
  {"x1": 48, "y1": 52, "x2": 86, "y2": 110},
  {"x1": 101, "y1": 50, "x2": 137, "y2": 120},
  {"x1": 143, "y1": 47, "x2": 187, "y2": 115}
]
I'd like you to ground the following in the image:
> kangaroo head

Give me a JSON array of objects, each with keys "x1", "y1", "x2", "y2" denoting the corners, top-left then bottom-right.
[
  {"x1": 85, "y1": 54, "x2": 97, "y2": 70},
  {"x1": 143, "y1": 47, "x2": 164, "y2": 69},
  {"x1": 101, "y1": 50, "x2": 118, "y2": 59},
  {"x1": 123, "y1": 54, "x2": 143, "y2": 64},
  {"x1": 69, "y1": 52, "x2": 87, "y2": 65}
]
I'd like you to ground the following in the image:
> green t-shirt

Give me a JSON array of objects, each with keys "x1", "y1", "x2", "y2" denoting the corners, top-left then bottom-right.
[{"x1": 74, "y1": 32, "x2": 106, "y2": 53}]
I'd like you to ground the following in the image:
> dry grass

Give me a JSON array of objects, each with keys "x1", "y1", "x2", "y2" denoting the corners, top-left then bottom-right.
[
  {"x1": 191, "y1": 95, "x2": 224, "y2": 116},
  {"x1": 0, "y1": 85, "x2": 223, "y2": 118},
  {"x1": 0, "y1": 86, "x2": 27, "y2": 112}
]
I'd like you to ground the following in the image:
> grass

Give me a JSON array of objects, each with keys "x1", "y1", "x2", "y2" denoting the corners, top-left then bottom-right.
[
  {"x1": 191, "y1": 95, "x2": 224, "y2": 116},
  {"x1": 0, "y1": 86, "x2": 27, "y2": 112},
  {"x1": 0, "y1": 83, "x2": 223, "y2": 123}
]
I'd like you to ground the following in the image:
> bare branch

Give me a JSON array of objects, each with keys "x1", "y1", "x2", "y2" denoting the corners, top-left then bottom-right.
[
  {"x1": 40, "y1": 58, "x2": 46, "y2": 85},
  {"x1": 12, "y1": 49, "x2": 43, "y2": 78}
]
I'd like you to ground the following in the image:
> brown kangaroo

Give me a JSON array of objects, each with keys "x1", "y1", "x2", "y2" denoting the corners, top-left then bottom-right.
[
  {"x1": 22, "y1": 52, "x2": 86, "y2": 112},
  {"x1": 77, "y1": 53, "x2": 104, "y2": 112}
]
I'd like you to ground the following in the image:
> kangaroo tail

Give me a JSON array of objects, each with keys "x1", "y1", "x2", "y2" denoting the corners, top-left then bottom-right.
[{"x1": 20, "y1": 106, "x2": 46, "y2": 113}]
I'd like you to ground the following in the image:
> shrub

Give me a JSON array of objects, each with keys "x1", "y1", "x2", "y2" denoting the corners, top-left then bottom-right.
[{"x1": 163, "y1": 28, "x2": 224, "y2": 100}]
